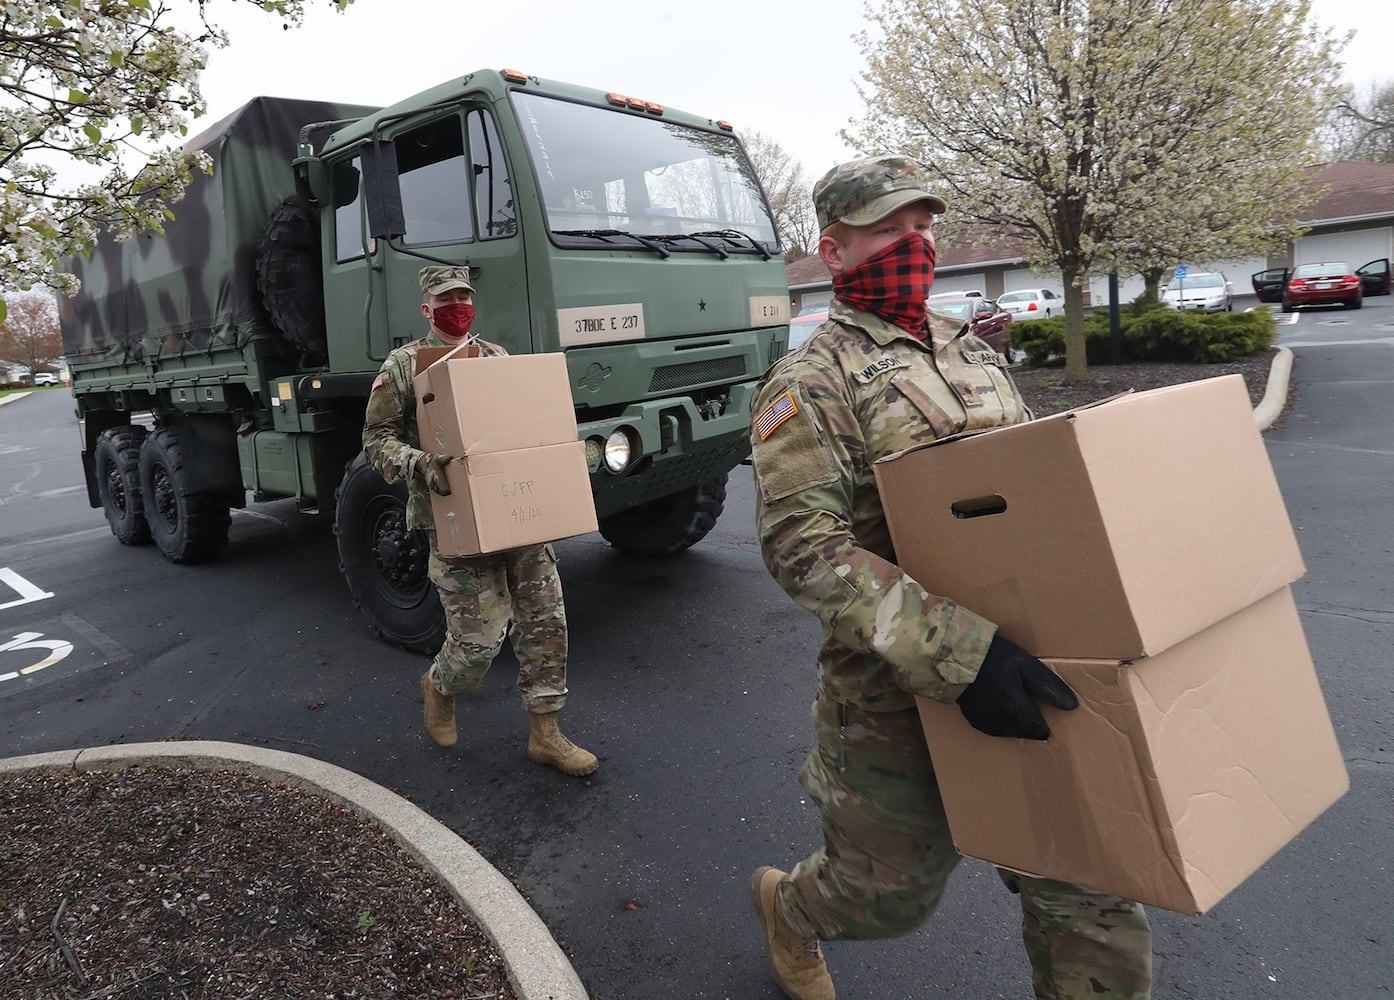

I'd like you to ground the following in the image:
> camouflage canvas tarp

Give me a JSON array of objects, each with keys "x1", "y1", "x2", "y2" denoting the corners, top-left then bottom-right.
[{"x1": 61, "y1": 97, "x2": 377, "y2": 367}]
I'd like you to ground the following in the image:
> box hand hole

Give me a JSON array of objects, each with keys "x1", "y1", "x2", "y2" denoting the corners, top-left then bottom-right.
[{"x1": 951, "y1": 494, "x2": 1007, "y2": 519}]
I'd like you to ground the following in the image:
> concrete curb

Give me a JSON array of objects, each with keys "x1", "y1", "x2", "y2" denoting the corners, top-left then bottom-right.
[
  {"x1": 1254, "y1": 346, "x2": 1294, "y2": 431},
  {"x1": 0, "y1": 390, "x2": 33, "y2": 406},
  {"x1": 0, "y1": 741, "x2": 588, "y2": 1000}
]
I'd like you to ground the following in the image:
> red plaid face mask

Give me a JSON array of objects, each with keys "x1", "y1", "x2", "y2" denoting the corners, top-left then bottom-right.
[{"x1": 831, "y1": 232, "x2": 936, "y2": 335}]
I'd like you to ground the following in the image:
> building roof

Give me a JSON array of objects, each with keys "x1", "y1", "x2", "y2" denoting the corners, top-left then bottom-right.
[{"x1": 1303, "y1": 160, "x2": 1394, "y2": 222}]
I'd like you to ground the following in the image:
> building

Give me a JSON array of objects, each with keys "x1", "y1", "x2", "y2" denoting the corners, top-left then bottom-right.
[{"x1": 786, "y1": 161, "x2": 1394, "y2": 314}]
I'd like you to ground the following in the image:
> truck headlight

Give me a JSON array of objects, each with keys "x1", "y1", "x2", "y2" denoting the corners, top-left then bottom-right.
[{"x1": 603, "y1": 429, "x2": 634, "y2": 473}]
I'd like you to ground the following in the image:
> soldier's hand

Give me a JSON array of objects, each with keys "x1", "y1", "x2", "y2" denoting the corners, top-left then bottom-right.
[
  {"x1": 956, "y1": 633, "x2": 1078, "y2": 740},
  {"x1": 422, "y1": 452, "x2": 453, "y2": 496}
]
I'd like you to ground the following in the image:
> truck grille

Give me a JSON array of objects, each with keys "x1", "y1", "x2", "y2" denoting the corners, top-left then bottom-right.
[{"x1": 649, "y1": 356, "x2": 747, "y2": 393}]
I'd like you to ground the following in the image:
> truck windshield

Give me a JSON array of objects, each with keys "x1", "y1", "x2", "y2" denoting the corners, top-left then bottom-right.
[{"x1": 509, "y1": 90, "x2": 779, "y2": 254}]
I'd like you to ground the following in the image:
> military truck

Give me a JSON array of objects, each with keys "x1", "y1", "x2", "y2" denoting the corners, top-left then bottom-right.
[{"x1": 61, "y1": 69, "x2": 790, "y2": 651}]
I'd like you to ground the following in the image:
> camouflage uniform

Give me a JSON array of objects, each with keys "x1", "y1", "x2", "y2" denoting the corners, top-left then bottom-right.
[
  {"x1": 750, "y1": 161, "x2": 1152, "y2": 995},
  {"x1": 363, "y1": 330, "x2": 568, "y2": 715}
]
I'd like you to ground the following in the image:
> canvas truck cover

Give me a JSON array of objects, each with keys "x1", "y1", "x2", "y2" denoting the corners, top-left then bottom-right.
[{"x1": 60, "y1": 96, "x2": 377, "y2": 367}]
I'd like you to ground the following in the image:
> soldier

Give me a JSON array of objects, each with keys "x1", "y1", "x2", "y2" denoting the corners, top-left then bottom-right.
[
  {"x1": 746, "y1": 158, "x2": 1151, "y2": 999},
  {"x1": 363, "y1": 265, "x2": 598, "y2": 777}
]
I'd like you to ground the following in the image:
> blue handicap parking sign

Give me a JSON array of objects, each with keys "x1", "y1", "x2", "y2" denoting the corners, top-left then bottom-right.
[{"x1": 1175, "y1": 265, "x2": 1188, "y2": 279}]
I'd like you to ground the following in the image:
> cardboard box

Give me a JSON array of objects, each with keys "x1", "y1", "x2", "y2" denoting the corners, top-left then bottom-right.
[
  {"x1": 874, "y1": 375, "x2": 1304, "y2": 659},
  {"x1": 915, "y1": 587, "x2": 1348, "y2": 914},
  {"x1": 416, "y1": 350, "x2": 581, "y2": 455},
  {"x1": 430, "y1": 440, "x2": 597, "y2": 555},
  {"x1": 414, "y1": 348, "x2": 597, "y2": 556}
]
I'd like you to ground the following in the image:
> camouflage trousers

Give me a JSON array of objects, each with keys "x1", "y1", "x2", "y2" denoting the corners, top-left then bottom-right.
[
  {"x1": 777, "y1": 693, "x2": 1152, "y2": 998},
  {"x1": 425, "y1": 540, "x2": 568, "y2": 714}
]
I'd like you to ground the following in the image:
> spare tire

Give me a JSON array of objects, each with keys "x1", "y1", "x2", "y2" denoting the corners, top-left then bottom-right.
[{"x1": 256, "y1": 195, "x2": 327, "y2": 365}]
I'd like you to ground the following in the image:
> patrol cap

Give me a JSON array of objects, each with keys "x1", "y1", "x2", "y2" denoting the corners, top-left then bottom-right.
[
  {"x1": 419, "y1": 265, "x2": 475, "y2": 295},
  {"x1": 813, "y1": 156, "x2": 947, "y2": 232}
]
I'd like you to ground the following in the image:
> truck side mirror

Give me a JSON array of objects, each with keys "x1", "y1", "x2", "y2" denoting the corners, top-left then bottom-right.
[{"x1": 360, "y1": 140, "x2": 406, "y2": 241}]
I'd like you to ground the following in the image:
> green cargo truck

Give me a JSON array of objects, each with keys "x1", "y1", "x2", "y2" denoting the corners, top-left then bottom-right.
[{"x1": 61, "y1": 69, "x2": 790, "y2": 651}]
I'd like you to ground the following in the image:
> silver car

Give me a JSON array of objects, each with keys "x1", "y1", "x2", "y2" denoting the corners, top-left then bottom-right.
[{"x1": 1162, "y1": 272, "x2": 1233, "y2": 312}]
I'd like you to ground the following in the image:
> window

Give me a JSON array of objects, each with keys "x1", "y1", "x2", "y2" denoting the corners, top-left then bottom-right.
[
  {"x1": 468, "y1": 109, "x2": 516, "y2": 239},
  {"x1": 395, "y1": 117, "x2": 473, "y2": 247},
  {"x1": 333, "y1": 157, "x2": 367, "y2": 263},
  {"x1": 511, "y1": 90, "x2": 778, "y2": 249}
]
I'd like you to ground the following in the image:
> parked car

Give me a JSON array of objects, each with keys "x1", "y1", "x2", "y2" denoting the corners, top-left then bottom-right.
[
  {"x1": 787, "y1": 310, "x2": 829, "y2": 352},
  {"x1": 929, "y1": 289, "x2": 983, "y2": 300},
  {"x1": 928, "y1": 296, "x2": 1012, "y2": 355},
  {"x1": 997, "y1": 287, "x2": 1063, "y2": 320},
  {"x1": 1282, "y1": 261, "x2": 1364, "y2": 312},
  {"x1": 1251, "y1": 267, "x2": 1288, "y2": 303},
  {"x1": 1162, "y1": 272, "x2": 1232, "y2": 312},
  {"x1": 1253, "y1": 257, "x2": 1391, "y2": 303},
  {"x1": 31, "y1": 372, "x2": 60, "y2": 386}
]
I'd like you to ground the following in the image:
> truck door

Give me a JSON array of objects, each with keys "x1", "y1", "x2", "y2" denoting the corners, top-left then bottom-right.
[
  {"x1": 377, "y1": 105, "x2": 531, "y2": 356},
  {"x1": 321, "y1": 105, "x2": 530, "y2": 371}
]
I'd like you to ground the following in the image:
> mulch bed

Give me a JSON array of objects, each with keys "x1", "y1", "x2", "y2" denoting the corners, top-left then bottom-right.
[{"x1": 0, "y1": 767, "x2": 519, "y2": 1000}]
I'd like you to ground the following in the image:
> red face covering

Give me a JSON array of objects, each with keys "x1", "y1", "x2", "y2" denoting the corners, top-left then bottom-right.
[
  {"x1": 431, "y1": 302, "x2": 475, "y2": 340},
  {"x1": 831, "y1": 232, "x2": 936, "y2": 335}
]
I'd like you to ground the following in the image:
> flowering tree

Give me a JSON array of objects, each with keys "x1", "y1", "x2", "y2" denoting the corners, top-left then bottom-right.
[
  {"x1": 847, "y1": 0, "x2": 1344, "y2": 379},
  {"x1": 0, "y1": 0, "x2": 354, "y2": 321}
]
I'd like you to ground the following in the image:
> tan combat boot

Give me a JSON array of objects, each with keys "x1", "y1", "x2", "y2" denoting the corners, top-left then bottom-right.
[
  {"x1": 750, "y1": 866, "x2": 835, "y2": 1000},
  {"x1": 420, "y1": 671, "x2": 457, "y2": 748},
  {"x1": 527, "y1": 711, "x2": 598, "y2": 776}
]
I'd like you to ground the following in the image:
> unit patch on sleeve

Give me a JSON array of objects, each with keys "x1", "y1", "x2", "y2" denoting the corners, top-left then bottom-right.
[
  {"x1": 852, "y1": 355, "x2": 909, "y2": 384},
  {"x1": 755, "y1": 390, "x2": 799, "y2": 440}
]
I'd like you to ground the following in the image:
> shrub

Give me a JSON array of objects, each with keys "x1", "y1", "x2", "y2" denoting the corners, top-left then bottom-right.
[{"x1": 1012, "y1": 301, "x2": 1276, "y2": 366}]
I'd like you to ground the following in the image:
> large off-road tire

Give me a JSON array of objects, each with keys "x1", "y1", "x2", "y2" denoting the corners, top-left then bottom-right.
[
  {"x1": 598, "y1": 475, "x2": 728, "y2": 556},
  {"x1": 138, "y1": 428, "x2": 231, "y2": 564},
  {"x1": 334, "y1": 452, "x2": 445, "y2": 654},
  {"x1": 94, "y1": 425, "x2": 150, "y2": 546},
  {"x1": 256, "y1": 195, "x2": 328, "y2": 365}
]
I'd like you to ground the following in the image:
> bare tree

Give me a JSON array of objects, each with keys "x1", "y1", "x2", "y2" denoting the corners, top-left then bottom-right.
[
  {"x1": 1324, "y1": 80, "x2": 1394, "y2": 163},
  {"x1": 848, "y1": 0, "x2": 1344, "y2": 379},
  {"x1": 0, "y1": 292, "x2": 64, "y2": 378},
  {"x1": 741, "y1": 131, "x2": 819, "y2": 260}
]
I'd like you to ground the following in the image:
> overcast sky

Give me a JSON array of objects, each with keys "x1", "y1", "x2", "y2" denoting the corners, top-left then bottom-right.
[{"x1": 193, "y1": 0, "x2": 1392, "y2": 181}]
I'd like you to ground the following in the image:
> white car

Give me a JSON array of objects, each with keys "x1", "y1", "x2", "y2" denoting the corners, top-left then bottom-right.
[
  {"x1": 31, "y1": 372, "x2": 61, "y2": 386},
  {"x1": 997, "y1": 288, "x2": 1063, "y2": 320},
  {"x1": 1162, "y1": 272, "x2": 1232, "y2": 312}
]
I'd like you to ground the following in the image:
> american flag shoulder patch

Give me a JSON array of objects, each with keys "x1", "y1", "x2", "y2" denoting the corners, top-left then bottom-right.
[
  {"x1": 755, "y1": 390, "x2": 799, "y2": 440},
  {"x1": 370, "y1": 372, "x2": 385, "y2": 393}
]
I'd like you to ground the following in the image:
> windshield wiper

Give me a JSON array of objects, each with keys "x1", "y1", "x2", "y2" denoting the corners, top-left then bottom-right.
[
  {"x1": 633, "y1": 233, "x2": 731, "y2": 259},
  {"x1": 552, "y1": 229, "x2": 670, "y2": 259},
  {"x1": 690, "y1": 229, "x2": 774, "y2": 260}
]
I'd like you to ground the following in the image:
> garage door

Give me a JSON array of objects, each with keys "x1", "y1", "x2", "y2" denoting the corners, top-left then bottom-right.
[
  {"x1": 1087, "y1": 273, "x2": 1148, "y2": 305},
  {"x1": 1295, "y1": 228, "x2": 1393, "y2": 268},
  {"x1": 931, "y1": 272, "x2": 987, "y2": 297},
  {"x1": 1002, "y1": 268, "x2": 1065, "y2": 294}
]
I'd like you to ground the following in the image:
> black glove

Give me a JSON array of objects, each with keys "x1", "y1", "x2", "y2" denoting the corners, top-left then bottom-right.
[{"x1": 956, "y1": 633, "x2": 1078, "y2": 740}]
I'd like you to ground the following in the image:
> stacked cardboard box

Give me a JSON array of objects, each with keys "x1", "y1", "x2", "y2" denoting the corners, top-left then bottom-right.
[
  {"x1": 414, "y1": 346, "x2": 597, "y2": 556},
  {"x1": 873, "y1": 375, "x2": 1348, "y2": 914}
]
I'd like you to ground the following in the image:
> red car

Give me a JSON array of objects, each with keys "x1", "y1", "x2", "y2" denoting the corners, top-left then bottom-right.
[
  {"x1": 1282, "y1": 261, "x2": 1363, "y2": 312},
  {"x1": 928, "y1": 295, "x2": 1013, "y2": 355}
]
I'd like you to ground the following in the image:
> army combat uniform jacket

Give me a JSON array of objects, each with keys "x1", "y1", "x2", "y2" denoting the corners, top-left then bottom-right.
[
  {"x1": 362, "y1": 332, "x2": 507, "y2": 536},
  {"x1": 750, "y1": 299, "x2": 1031, "y2": 712}
]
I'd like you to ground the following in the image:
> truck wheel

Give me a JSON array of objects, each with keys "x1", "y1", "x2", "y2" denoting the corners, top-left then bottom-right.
[
  {"x1": 598, "y1": 475, "x2": 727, "y2": 556},
  {"x1": 138, "y1": 428, "x2": 231, "y2": 564},
  {"x1": 334, "y1": 452, "x2": 445, "y2": 654},
  {"x1": 256, "y1": 195, "x2": 328, "y2": 365},
  {"x1": 94, "y1": 426, "x2": 150, "y2": 545}
]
